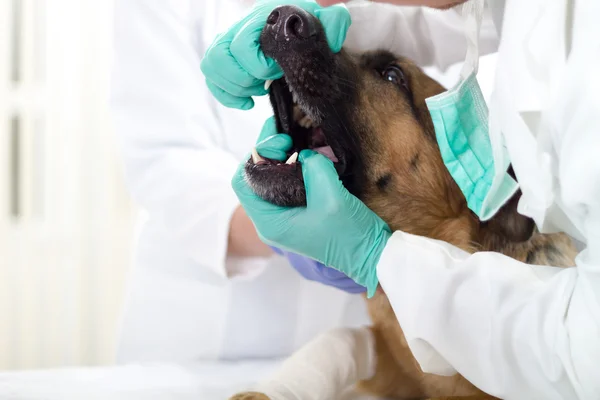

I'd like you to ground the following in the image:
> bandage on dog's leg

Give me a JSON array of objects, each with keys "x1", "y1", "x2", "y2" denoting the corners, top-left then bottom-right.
[{"x1": 255, "y1": 327, "x2": 376, "y2": 400}]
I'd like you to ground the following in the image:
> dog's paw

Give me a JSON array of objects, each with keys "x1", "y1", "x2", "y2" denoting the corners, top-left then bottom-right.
[{"x1": 229, "y1": 391, "x2": 271, "y2": 400}]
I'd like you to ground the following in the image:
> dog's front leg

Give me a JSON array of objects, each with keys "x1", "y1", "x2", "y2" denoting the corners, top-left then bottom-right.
[{"x1": 230, "y1": 326, "x2": 376, "y2": 400}]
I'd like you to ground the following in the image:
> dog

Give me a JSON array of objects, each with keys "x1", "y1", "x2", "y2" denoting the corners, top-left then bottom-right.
[{"x1": 231, "y1": 5, "x2": 578, "y2": 400}]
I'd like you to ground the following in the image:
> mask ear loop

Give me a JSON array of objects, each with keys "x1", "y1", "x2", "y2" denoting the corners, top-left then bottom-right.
[{"x1": 458, "y1": 0, "x2": 484, "y2": 80}]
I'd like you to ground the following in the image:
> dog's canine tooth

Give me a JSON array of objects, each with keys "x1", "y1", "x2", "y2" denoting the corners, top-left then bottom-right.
[
  {"x1": 264, "y1": 79, "x2": 274, "y2": 91},
  {"x1": 293, "y1": 105, "x2": 304, "y2": 122},
  {"x1": 299, "y1": 115, "x2": 313, "y2": 128},
  {"x1": 251, "y1": 148, "x2": 265, "y2": 164},
  {"x1": 285, "y1": 152, "x2": 299, "y2": 165}
]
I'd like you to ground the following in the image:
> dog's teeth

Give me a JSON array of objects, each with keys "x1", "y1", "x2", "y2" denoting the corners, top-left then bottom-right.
[
  {"x1": 285, "y1": 152, "x2": 299, "y2": 165},
  {"x1": 264, "y1": 80, "x2": 274, "y2": 91},
  {"x1": 251, "y1": 148, "x2": 265, "y2": 164},
  {"x1": 299, "y1": 115, "x2": 313, "y2": 128},
  {"x1": 293, "y1": 105, "x2": 303, "y2": 122}
]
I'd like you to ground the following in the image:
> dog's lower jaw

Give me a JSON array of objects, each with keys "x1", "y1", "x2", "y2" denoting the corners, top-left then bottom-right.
[{"x1": 244, "y1": 159, "x2": 307, "y2": 207}]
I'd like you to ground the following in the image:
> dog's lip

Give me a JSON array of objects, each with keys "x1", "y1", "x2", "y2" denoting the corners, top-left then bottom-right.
[{"x1": 251, "y1": 148, "x2": 300, "y2": 166}]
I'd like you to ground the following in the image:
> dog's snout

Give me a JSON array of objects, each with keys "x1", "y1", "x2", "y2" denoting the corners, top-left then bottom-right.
[{"x1": 266, "y1": 5, "x2": 317, "y2": 40}]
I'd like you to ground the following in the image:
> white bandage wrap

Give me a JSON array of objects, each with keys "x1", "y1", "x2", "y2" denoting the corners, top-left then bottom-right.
[{"x1": 256, "y1": 327, "x2": 376, "y2": 400}]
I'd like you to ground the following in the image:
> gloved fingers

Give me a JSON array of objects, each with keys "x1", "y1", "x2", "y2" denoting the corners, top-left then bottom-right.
[
  {"x1": 202, "y1": 39, "x2": 268, "y2": 88},
  {"x1": 316, "y1": 263, "x2": 351, "y2": 280},
  {"x1": 256, "y1": 116, "x2": 280, "y2": 143},
  {"x1": 202, "y1": 61, "x2": 268, "y2": 97},
  {"x1": 314, "y1": 4, "x2": 352, "y2": 52},
  {"x1": 201, "y1": 40, "x2": 268, "y2": 94},
  {"x1": 298, "y1": 149, "x2": 345, "y2": 212},
  {"x1": 231, "y1": 19, "x2": 283, "y2": 81},
  {"x1": 269, "y1": 246, "x2": 285, "y2": 256},
  {"x1": 257, "y1": 135, "x2": 293, "y2": 160},
  {"x1": 213, "y1": 80, "x2": 266, "y2": 98},
  {"x1": 339, "y1": 282, "x2": 368, "y2": 294},
  {"x1": 254, "y1": 117, "x2": 293, "y2": 160},
  {"x1": 205, "y1": 80, "x2": 254, "y2": 110},
  {"x1": 312, "y1": 264, "x2": 367, "y2": 293}
]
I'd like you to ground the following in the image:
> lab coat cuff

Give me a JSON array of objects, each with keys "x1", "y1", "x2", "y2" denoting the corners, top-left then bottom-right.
[
  {"x1": 218, "y1": 192, "x2": 272, "y2": 281},
  {"x1": 193, "y1": 188, "x2": 241, "y2": 280}
]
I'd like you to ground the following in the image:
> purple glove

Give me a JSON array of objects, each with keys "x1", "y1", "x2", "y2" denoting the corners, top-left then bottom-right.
[{"x1": 271, "y1": 247, "x2": 367, "y2": 294}]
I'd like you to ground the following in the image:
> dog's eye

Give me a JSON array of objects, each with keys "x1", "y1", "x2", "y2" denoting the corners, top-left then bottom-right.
[{"x1": 381, "y1": 65, "x2": 407, "y2": 90}]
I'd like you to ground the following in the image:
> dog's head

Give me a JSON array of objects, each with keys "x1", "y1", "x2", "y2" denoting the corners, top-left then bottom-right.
[{"x1": 245, "y1": 5, "x2": 532, "y2": 249}]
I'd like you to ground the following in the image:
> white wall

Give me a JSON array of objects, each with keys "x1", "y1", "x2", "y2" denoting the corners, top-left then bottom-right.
[{"x1": 0, "y1": 0, "x2": 137, "y2": 370}]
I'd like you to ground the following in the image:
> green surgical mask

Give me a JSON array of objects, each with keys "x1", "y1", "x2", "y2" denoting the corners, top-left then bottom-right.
[{"x1": 426, "y1": 0, "x2": 518, "y2": 221}]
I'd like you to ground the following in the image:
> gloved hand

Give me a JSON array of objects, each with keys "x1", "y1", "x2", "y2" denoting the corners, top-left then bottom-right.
[
  {"x1": 271, "y1": 246, "x2": 367, "y2": 294},
  {"x1": 200, "y1": 0, "x2": 351, "y2": 110},
  {"x1": 233, "y1": 118, "x2": 391, "y2": 297}
]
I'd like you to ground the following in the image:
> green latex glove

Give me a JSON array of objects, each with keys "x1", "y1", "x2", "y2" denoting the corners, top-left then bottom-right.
[
  {"x1": 233, "y1": 118, "x2": 391, "y2": 297},
  {"x1": 200, "y1": 0, "x2": 351, "y2": 110}
]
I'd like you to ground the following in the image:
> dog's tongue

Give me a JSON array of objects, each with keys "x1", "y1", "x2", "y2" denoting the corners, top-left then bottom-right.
[
  {"x1": 313, "y1": 146, "x2": 338, "y2": 162},
  {"x1": 310, "y1": 127, "x2": 339, "y2": 162}
]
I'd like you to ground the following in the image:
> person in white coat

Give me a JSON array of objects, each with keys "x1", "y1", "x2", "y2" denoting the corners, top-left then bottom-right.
[
  {"x1": 110, "y1": 0, "x2": 375, "y2": 363},
  {"x1": 110, "y1": 0, "x2": 499, "y2": 363},
  {"x1": 206, "y1": 0, "x2": 600, "y2": 398}
]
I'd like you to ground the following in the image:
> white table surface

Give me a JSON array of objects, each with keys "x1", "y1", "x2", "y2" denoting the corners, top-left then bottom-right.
[{"x1": 0, "y1": 361, "x2": 383, "y2": 400}]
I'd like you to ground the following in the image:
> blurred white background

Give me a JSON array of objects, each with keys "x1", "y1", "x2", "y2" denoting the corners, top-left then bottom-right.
[
  {"x1": 0, "y1": 0, "x2": 137, "y2": 370},
  {"x1": 0, "y1": 0, "x2": 499, "y2": 374}
]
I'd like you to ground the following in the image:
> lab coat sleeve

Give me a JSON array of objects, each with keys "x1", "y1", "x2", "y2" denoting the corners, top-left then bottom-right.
[
  {"x1": 377, "y1": 229, "x2": 600, "y2": 399},
  {"x1": 344, "y1": 2, "x2": 499, "y2": 72},
  {"x1": 376, "y1": 9, "x2": 600, "y2": 398},
  {"x1": 111, "y1": 0, "x2": 243, "y2": 279}
]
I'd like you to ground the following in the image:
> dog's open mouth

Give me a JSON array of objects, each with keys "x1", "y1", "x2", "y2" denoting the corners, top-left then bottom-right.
[
  {"x1": 244, "y1": 4, "x2": 355, "y2": 207},
  {"x1": 252, "y1": 78, "x2": 340, "y2": 167},
  {"x1": 244, "y1": 76, "x2": 344, "y2": 207}
]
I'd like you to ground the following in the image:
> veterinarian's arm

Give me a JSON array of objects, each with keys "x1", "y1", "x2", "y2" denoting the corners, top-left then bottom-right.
[
  {"x1": 112, "y1": 0, "x2": 271, "y2": 279},
  {"x1": 378, "y1": 39, "x2": 600, "y2": 399},
  {"x1": 378, "y1": 235, "x2": 599, "y2": 399},
  {"x1": 343, "y1": 1, "x2": 498, "y2": 71}
]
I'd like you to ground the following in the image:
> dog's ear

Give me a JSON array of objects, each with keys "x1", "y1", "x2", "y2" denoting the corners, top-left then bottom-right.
[
  {"x1": 477, "y1": 166, "x2": 535, "y2": 248},
  {"x1": 478, "y1": 190, "x2": 535, "y2": 247}
]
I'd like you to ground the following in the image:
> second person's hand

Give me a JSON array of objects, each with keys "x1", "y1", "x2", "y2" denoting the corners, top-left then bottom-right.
[
  {"x1": 232, "y1": 117, "x2": 392, "y2": 297},
  {"x1": 200, "y1": 0, "x2": 351, "y2": 110},
  {"x1": 271, "y1": 246, "x2": 367, "y2": 294}
]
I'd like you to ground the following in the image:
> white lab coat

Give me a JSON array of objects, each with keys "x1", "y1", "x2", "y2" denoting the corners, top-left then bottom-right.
[
  {"x1": 110, "y1": 0, "x2": 371, "y2": 363},
  {"x1": 110, "y1": 0, "x2": 499, "y2": 363},
  {"x1": 374, "y1": 1, "x2": 600, "y2": 399}
]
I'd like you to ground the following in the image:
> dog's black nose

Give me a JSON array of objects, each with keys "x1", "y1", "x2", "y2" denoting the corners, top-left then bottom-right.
[{"x1": 266, "y1": 5, "x2": 317, "y2": 40}]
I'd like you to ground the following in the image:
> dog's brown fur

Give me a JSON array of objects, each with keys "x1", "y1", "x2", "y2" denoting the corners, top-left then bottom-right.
[
  {"x1": 232, "y1": 44, "x2": 578, "y2": 400},
  {"x1": 347, "y1": 57, "x2": 576, "y2": 400}
]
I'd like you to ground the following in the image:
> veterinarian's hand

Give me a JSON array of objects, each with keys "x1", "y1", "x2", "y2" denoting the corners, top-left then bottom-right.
[
  {"x1": 233, "y1": 136, "x2": 391, "y2": 297},
  {"x1": 271, "y1": 246, "x2": 367, "y2": 293},
  {"x1": 200, "y1": 0, "x2": 351, "y2": 109}
]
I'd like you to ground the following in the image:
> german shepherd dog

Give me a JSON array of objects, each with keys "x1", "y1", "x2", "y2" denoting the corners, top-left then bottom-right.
[{"x1": 232, "y1": 5, "x2": 577, "y2": 400}]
